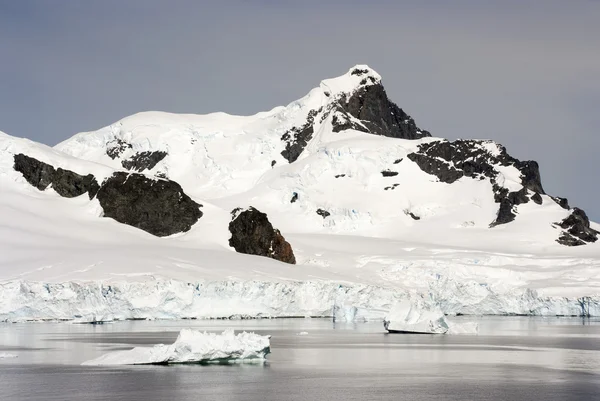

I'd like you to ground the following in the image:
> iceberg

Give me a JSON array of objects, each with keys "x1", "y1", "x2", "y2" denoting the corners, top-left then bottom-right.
[
  {"x1": 383, "y1": 301, "x2": 477, "y2": 334},
  {"x1": 82, "y1": 329, "x2": 271, "y2": 365},
  {"x1": 0, "y1": 353, "x2": 17, "y2": 359}
]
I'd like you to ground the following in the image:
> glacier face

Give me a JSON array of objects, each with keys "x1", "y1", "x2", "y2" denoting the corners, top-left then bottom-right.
[
  {"x1": 1, "y1": 278, "x2": 598, "y2": 323},
  {"x1": 0, "y1": 65, "x2": 599, "y2": 322}
]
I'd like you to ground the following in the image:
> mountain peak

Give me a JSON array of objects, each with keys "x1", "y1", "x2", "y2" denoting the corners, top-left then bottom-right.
[{"x1": 319, "y1": 65, "x2": 382, "y2": 99}]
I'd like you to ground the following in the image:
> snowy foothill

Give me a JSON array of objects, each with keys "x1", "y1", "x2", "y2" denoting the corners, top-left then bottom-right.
[
  {"x1": 384, "y1": 301, "x2": 478, "y2": 335},
  {"x1": 82, "y1": 329, "x2": 271, "y2": 365}
]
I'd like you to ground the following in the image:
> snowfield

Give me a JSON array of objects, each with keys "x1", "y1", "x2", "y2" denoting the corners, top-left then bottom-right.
[
  {"x1": 0, "y1": 65, "x2": 599, "y2": 322},
  {"x1": 82, "y1": 329, "x2": 270, "y2": 365}
]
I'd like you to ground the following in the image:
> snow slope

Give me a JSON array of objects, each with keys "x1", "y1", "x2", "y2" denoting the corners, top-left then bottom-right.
[{"x1": 1, "y1": 65, "x2": 599, "y2": 322}]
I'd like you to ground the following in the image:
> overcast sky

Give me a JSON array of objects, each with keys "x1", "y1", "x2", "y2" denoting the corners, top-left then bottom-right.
[{"x1": 1, "y1": 0, "x2": 598, "y2": 219}]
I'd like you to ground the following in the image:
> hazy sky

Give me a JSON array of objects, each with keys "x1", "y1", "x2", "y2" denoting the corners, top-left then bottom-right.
[{"x1": 1, "y1": 0, "x2": 598, "y2": 219}]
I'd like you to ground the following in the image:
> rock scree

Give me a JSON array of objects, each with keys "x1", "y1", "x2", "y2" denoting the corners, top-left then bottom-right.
[{"x1": 228, "y1": 207, "x2": 296, "y2": 264}]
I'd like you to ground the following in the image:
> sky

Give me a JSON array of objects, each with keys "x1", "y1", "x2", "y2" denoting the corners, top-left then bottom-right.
[{"x1": 1, "y1": 0, "x2": 599, "y2": 220}]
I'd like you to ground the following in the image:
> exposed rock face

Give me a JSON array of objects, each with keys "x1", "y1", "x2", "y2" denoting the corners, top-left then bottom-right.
[
  {"x1": 555, "y1": 208, "x2": 598, "y2": 246},
  {"x1": 121, "y1": 151, "x2": 167, "y2": 172},
  {"x1": 14, "y1": 154, "x2": 202, "y2": 237},
  {"x1": 281, "y1": 72, "x2": 430, "y2": 163},
  {"x1": 281, "y1": 109, "x2": 320, "y2": 163},
  {"x1": 290, "y1": 192, "x2": 298, "y2": 203},
  {"x1": 406, "y1": 140, "x2": 546, "y2": 227},
  {"x1": 96, "y1": 172, "x2": 203, "y2": 237},
  {"x1": 333, "y1": 82, "x2": 431, "y2": 140},
  {"x1": 381, "y1": 170, "x2": 399, "y2": 177},
  {"x1": 13, "y1": 154, "x2": 99, "y2": 199},
  {"x1": 228, "y1": 207, "x2": 296, "y2": 264}
]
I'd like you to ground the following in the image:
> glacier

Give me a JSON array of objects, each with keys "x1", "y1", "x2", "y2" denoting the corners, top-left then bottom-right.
[{"x1": 82, "y1": 329, "x2": 270, "y2": 365}]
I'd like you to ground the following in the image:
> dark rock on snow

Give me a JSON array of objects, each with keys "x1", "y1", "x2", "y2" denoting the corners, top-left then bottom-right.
[
  {"x1": 531, "y1": 192, "x2": 543, "y2": 205},
  {"x1": 106, "y1": 139, "x2": 133, "y2": 160},
  {"x1": 555, "y1": 208, "x2": 598, "y2": 246},
  {"x1": 406, "y1": 140, "x2": 547, "y2": 227},
  {"x1": 96, "y1": 172, "x2": 203, "y2": 237},
  {"x1": 333, "y1": 83, "x2": 431, "y2": 140},
  {"x1": 281, "y1": 109, "x2": 320, "y2": 163},
  {"x1": 13, "y1": 154, "x2": 99, "y2": 199},
  {"x1": 316, "y1": 209, "x2": 331, "y2": 218},
  {"x1": 14, "y1": 154, "x2": 202, "y2": 237},
  {"x1": 228, "y1": 207, "x2": 296, "y2": 264},
  {"x1": 381, "y1": 170, "x2": 399, "y2": 177},
  {"x1": 121, "y1": 151, "x2": 167, "y2": 172},
  {"x1": 290, "y1": 192, "x2": 298, "y2": 203},
  {"x1": 551, "y1": 196, "x2": 570, "y2": 210}
]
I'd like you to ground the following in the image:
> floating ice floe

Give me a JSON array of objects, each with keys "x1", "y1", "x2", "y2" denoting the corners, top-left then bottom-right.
[
  {"x1": 82, "y1": 329, "x2": 271, "y2": 365},
  {"x1": 383, "y1": 301, "x2": 477, "y2": 335},
  {"x1": 297, "y1": 331, "x2": 309, "y2": 336},
  {"x1": 0, "y1": 353, "x2": 18, "y2": 359}
]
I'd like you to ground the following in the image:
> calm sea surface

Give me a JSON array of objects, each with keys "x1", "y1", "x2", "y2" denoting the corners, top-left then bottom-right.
[{"x1": 0, "y1": 317, "x2": 599, "y2": 401}]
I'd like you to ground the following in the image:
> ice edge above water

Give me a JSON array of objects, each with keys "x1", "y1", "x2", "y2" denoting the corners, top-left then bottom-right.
[
  {"x1": 1, "y1": 279, "x2": 598, "y2": 323},
  {"x1": 82, "y1": 329, "x2": 271, "y2": 366}
]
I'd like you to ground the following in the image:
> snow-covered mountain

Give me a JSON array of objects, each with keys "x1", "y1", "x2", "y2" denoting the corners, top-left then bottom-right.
[{"x1": 1, "y1": 65, "x2": 599, "y2": 322}]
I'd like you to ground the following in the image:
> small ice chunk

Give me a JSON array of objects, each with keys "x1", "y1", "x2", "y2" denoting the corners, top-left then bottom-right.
[
  {"x1": 383, "y1": 301, "x2": 477, "y2": 335},
  {"x1": 0, "y1": 353, "x2": 18, "y2": 359},
  {"x1": 82, "y1": 329, "x2": 271, "y2": 365},
  {"x1": 297, "y1": 331, "x2": 309, "y2": 336}
]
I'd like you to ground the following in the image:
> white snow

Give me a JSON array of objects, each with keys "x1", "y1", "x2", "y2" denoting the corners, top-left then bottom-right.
[
  {"x1": 82, "y1": 329, "x2": 270, "y2": 365},
  {"x1": 0, "y1": 65, "x2": 599, "y2": 323},
  {"x1": 383, "y1": 301, "x2": 477, "y2": 335}
]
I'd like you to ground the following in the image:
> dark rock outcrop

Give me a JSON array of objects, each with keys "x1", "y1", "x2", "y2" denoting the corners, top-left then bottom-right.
[
  {"x1": 96, "y1": 172, "x2": 203, "y2": 237},
  {"x1": 555, "y1": 208, "x2": 598, "y2": 246},
  {"x1": 406, "y1": 140, "x2": 547, "y2": 227},
  {"x1": 281, "y1": 109, "x2": 320, "y2": 163},
  {"x1": 333, "y1": 83, "x2": 431, "y2": 140},
  {"x1": 121, "y1": 151, "x2": 167, "y2": 172},
  {"x1": 551, "y1": 196, "x2": 570, "y2": 210},
  {"x1": 531, "y1": 192, "x2": 543, "y2": 205},
  {"x1": 381, "y1": 170, "x2": 399, "y2": 177},
  {"x1": 406, "y1": 211, "x2": 420, "y2": 220},
  {"x1": 316, "y1": 209, "x2": 331, "y2": 218},
  {"x1": 228, "y1": 207, "x2": 296, "y2": 264},
  {"x1": 106, "y1": 139, "x2": 132, "y2": 159},
  {"x1": 14, "y1": 154, "x2": 202, "y2": 237},
  {"x1": 13, "y1": 154, "x2": 99, "y2": 199},
  {"x1": 290, "y1": 192, "x2": 298, "y2": 203}
]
